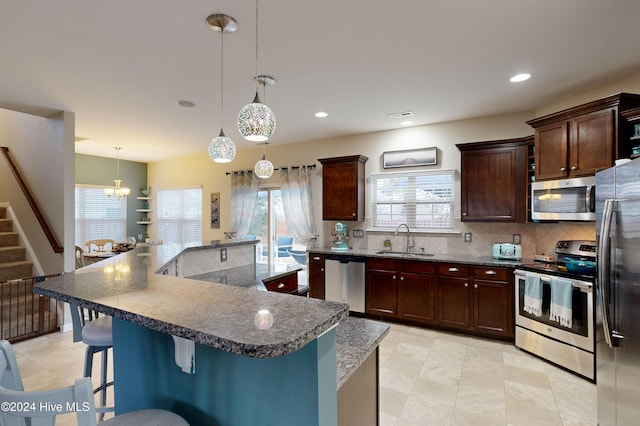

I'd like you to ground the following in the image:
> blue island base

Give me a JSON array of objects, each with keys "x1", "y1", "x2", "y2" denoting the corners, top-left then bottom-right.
[{"x1": 112, "y1": 319, "x2": 338, "y2": 425}]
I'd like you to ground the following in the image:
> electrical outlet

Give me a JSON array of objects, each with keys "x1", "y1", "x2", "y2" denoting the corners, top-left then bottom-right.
[
  {"x1": 513, "y1": 234, "x2": 521, "y2": 244},
  {"x1": 353, "y1": 229, "x2": 364, "y2": 238},
  {"x1": 464, "y1": 233, "x2": 472, "y2": 243},
  {"x1": 220, "y1": 248, "x2": 227, "y2": 262}
]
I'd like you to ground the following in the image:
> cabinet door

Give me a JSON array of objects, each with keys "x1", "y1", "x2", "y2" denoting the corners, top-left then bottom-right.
[
  {"x1": 366, "y1": 268, "x2": 398, "y2": 318},
  {"x1": 570, "y1": 109, "x2": 614, "y2": 176},
  {"x1": 322, "y1": 162, "x2": 359, "y2": 220},
  {"x1": 308, "y1": 254, "x2": 325, "y2": 299},
  {"x1": 398, "y1": 272, "x2": 436, "y2": 324},
  {"x1": 472, "y1": 279, "x2": 513, "y2": 338},
  {"x1": 437, "y1": 276, "x2": 470, "y2": 330},
  {"x1": 535, "y1": 122, "x2": 569, "y2": 180},
  {"x1": 460, "y1": 144, "x2": 526, "y2": 222}
]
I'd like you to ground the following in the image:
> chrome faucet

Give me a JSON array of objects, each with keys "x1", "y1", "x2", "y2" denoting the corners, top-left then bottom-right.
[{"x1": 395, "y1": 223, "x2": 414, "y2": 253}]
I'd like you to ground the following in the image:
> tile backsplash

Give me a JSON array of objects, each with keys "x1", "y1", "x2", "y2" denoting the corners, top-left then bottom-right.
[{"x1": 322, "y1": 219, "x2": 595, "y2": 261}]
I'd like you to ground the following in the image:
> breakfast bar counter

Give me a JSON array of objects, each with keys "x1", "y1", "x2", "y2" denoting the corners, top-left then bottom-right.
[{"x1": 33, "y1": 242, "x2": 387, "y2": 425}]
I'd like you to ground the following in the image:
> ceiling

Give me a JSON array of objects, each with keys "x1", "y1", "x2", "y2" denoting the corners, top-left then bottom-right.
[{"x1": 1, "y1": 0, "x2": 640, "y2": 162}]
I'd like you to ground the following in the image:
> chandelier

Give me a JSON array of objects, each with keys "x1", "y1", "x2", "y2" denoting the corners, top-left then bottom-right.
[
  {"x1": 207, "y1": 13, "x2": 237, "y2": 163},
  {"x1": 104, "y1": 147, "x2": 130, "y2": 199}
]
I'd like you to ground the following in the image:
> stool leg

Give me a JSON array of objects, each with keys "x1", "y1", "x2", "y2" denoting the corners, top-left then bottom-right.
[
  {"x1": 84, "y1": 345, "x2": 95, "y2": 378},
  {"x1": 99, "y1": 348, "x2": 108, "y2": 420}
]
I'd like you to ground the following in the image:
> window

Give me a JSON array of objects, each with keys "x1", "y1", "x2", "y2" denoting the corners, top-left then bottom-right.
[
  {"x1": 75, "y1": 185, "x2": 127, "y2": 246},
  {"x1": 157, "y1": 187, "x2": 202, "y2": 252},
  {"x1": 371, "y1": 169, "x2": 455, "y2": 231}
]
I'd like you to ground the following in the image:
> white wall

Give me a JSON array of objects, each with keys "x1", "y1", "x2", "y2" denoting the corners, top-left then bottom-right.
[{"x1": 0, "y1": 108, "x2": 75, "y2": 274}]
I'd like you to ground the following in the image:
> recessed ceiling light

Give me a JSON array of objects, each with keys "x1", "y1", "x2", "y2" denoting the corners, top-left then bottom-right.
[
  {"x1": 315, "y1": 111, "x2": 328, "y2": 118},
  {"x1": 510, "y1": 73, "x2": 531, "y2": 83},
  {"x1": 400, "y1": 121, "x2": 413, "y2": 126},
  {"x1": 177, "y1": 100, "x2": 196, "y2": 108}
]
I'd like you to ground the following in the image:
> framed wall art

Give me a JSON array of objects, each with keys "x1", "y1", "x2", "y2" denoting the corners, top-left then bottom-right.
[
  {"x1": 383, "y1": 147, "x2": 437, "y2": 168},
  {"x1": 210, "y1": 192, "x2": 220, "y2": 229}
]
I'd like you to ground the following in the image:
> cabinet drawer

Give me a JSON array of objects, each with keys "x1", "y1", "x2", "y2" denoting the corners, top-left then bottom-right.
[
  {"x1": 366, "y1": 258, "x2": 398, "y2": 271},
  {"x1": 309, "y1": 254, "x2": 325, "y2": 264},
  {"x1": 263, "y1": 273, "x2": 298, "y2": 294},
  {"x1": 438, "y1": 263, "x2": 470, "y2": 277},
  {"x1": 473, "y1": 267, "x2": 509, "y2": 282},
  {"x1": 399, "y1": 260, "x2": 435, "y2": 274}
]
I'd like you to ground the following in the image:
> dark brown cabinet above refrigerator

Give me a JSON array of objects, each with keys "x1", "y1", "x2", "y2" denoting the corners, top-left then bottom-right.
[
  {"x1": 526, "y1": 93, "x2": 640, "y2": 181},
  {"x1": 318, "y1": 155, "x2": 368, "y2": 221}
]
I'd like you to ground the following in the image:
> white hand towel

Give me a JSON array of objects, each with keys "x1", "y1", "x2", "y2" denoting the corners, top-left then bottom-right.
[
  {"x1": 550, "y1": 277, "x2": 573, "y2": 328},
  {"x1": 523, "y1": 274, "x2": 543, "y2": 317}
]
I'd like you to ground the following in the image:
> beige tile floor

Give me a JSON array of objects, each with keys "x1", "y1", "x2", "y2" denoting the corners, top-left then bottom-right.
[
  {"x1": 10, "y1": 322, "x2": 596, "y2": 425},
  {"x1": 379, "y1": 323, "x2": 596, "y2": 426}
]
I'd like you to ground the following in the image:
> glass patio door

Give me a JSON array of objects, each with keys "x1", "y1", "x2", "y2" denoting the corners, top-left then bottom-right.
[{"x1": 250, "y1": 189, "x2": 292, "y2": 265}]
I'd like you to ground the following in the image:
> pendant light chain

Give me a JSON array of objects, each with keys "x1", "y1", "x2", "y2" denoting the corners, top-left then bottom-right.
[
  {"x1": 254, "y1": 0, "x2": 259, "y2": 95},
  {"x1": 220, "y1": 30, "x2": 225, "y2": 130}
]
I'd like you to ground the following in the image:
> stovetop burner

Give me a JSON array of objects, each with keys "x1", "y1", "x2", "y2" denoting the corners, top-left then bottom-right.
[
  {"x1": 516, "y1": 262, "x2": 595, "y2": 282},
  {"x1": 517, "y1": 239, "x2": 597, "y2": 282}
]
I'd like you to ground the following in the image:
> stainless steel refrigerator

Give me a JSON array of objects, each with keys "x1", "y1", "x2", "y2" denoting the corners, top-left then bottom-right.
[{"x1": 596, "y1": 158, "x2": 640, "y2": 426}]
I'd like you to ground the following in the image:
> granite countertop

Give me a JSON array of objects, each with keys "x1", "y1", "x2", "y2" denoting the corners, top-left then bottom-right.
[
  {"x1": 187, "y1": 263, "x2": 305, "y2": 292},
  {"x1": 309, "y1": 247, "x2": 524, "y2": 268},
  {"x1": 335, "y1": 317, "x2": 389, "y2": 388},
  {"x1": 34, "y1": 245, "x2": 349, "y2": 359}
]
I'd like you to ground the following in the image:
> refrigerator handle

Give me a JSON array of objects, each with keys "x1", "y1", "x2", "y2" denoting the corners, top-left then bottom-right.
[{"x1": 598, "y1": 199, "x2": 621, "y2": 348}]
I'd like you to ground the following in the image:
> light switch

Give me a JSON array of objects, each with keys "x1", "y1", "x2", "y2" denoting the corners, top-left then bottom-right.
[{"x1": 220, "y1": 248, "x2": 227, "y2": 262}]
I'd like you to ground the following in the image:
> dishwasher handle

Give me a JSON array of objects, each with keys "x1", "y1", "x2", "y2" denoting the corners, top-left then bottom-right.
[{"x1": 324, "y1": 254, "x2": 365, "y2": 263}]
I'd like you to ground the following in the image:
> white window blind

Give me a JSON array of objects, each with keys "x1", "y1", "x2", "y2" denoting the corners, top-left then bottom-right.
[
  {"x1": 371, "y1": 169, "x2": 455, "y2": 231},
  {"x1": 75, "y1": 185, "x2": 127, "y2": 247},
  {"x1": 157, "y1": 187, "x2": 202, "y2": 249}
]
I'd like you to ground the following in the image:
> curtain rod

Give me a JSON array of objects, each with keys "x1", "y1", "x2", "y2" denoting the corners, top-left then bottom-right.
[{"x1": 226, "y1": 163, "x2": 316, "y2": 175}]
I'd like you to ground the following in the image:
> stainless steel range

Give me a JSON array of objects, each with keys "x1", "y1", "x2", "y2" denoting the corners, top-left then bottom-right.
[{"x1": 514, "y1": 240, "x2": 596, "y2": 381}]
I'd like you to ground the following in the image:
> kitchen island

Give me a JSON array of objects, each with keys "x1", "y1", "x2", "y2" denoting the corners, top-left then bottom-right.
[{"x1": 34, "y1": 242, "x2": 388, "y2": 425}]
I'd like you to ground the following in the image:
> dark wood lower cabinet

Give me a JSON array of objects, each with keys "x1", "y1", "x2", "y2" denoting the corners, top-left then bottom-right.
[
  {"x1": 365, "y1": 259, "x2": 398, "y2": 318},
  {"x1": 365, "y1": 259, "x2": 514, "y2": 340},
  {"x1": 398, "y1": 271, "x2": 436, "y2": 324},
  {"x1": 308, "y1": 254, "x2": 325, "y2": 299},
  {"x1": 437, "y1": 276, "x2": 471, "y2": 329}
]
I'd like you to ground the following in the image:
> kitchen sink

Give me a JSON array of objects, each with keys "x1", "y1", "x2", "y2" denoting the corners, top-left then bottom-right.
[{"x1": 375, "y1": 251, "x2": 434, "y2": 257}]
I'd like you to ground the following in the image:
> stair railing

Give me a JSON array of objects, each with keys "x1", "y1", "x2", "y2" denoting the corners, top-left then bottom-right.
[{"x1": 1, "y1": 146, "x2": 63, "y2": 253}]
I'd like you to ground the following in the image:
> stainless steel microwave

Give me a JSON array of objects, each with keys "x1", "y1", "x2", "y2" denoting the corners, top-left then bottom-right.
[{"x1": 531, "y1": 176, "x2": 596, "y2": 221}]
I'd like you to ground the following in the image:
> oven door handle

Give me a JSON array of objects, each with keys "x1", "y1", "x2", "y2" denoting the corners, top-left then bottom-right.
[{"x1": 598, "y1": 199, "x2": 622, "y2": 348}]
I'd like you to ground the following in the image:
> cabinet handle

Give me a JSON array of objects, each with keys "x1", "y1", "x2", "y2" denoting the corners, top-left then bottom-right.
[
  {"x1": 560, "y1": 167, "x2": 566, "y2": 172},
  {"x1": 448, "y1": 267, "x2": 459, "y2": 272},
  {"x1": 485, "y1": 270, "x2": 497, "y2": 275},
  {"x1": 462, "y1": 212, "x2": 467, "y2": 216},
  {"x1": 352, "y1": 213, "x2": 356, "y2": 217},
  {"x1": 464, "y1": 282, "x2": 469, "y2": 287},
  {"x1": 320, "y1": 268, "x2": 324, "y2": 272},
  {"x1": 313, "y1": 256, "x2": 320, "y2": 261},
  {"x1": 474, "y1": 284, "x2": 478, "y2": 289},
  {"x1": 400, "y1": 276, "x2": 404, "y2": 281},
  {"x1": 393, "y1": 275, "x2": 396, "y2": 280},
  {"x1": 277, "y1": 283, "x2": 285, "y2": 289},
  {"x1": 571, "y1": 166, "x2": 577, "y2": 171}
]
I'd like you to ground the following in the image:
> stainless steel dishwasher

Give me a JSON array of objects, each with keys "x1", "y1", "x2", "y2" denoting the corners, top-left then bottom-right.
[{"x1": 324, "y1": 254, "x2": 366, "y2": 313}]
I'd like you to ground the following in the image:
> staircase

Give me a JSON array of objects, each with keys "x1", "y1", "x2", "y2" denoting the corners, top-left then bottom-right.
[
  {"x1": 0, "y1": 206, "x2": 57, "y2": 342},
  {"x1": 0, "y1": 206, "x2": 33, "y2": 281}
]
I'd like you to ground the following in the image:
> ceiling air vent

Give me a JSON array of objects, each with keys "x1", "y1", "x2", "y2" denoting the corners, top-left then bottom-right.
[{"x1": 387, "y1": 111, "x2": 414, "y2": 119}]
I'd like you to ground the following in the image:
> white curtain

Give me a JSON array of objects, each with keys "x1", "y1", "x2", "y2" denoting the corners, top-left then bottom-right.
[
  {"x1": 280, "y1": 166, "x2": 317, "y2": 246},
  {"x1": 231, "y1": 171, "x2": 259, "y2": 237}
]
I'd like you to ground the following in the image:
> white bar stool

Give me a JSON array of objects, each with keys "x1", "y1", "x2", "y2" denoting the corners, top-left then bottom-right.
[{"x1": 70, "y1": 305, "x2": 114, "y2": 419}]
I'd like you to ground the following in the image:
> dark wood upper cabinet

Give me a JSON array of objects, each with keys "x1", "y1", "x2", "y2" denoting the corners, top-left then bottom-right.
[
  {"x1": 457, "y1": 137, "x2": 529, "y2": 222},
  {"x1": 527, "y1": 93, "x2": 640, "y2": 181},
  {"x1": 318, "y1": 155, "x2": 368, "y2": 221}
]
